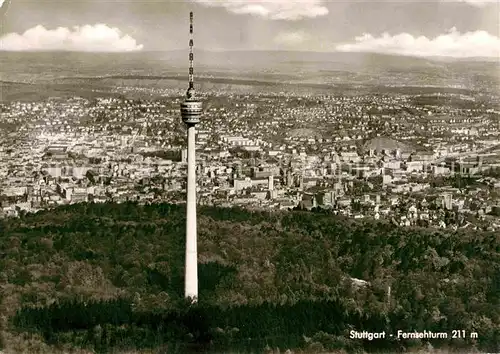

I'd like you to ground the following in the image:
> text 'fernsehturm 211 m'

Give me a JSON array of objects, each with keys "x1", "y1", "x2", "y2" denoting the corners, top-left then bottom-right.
[{"x1": 180, "y1": 11, "x2": 202, "y2": 303}]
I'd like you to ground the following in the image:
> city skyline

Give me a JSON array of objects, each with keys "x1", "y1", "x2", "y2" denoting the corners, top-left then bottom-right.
[{"x1": 0, "y1": 0, "x2": 499, "y2": 58}]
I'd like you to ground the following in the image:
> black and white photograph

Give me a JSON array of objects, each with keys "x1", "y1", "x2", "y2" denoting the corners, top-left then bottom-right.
[{"x1": 0, "y1": 0, "x2": 499, "y2": 353}]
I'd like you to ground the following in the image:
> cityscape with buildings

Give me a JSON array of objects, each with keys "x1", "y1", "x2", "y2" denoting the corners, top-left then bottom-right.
[{"x1": 1, "y1": 84, "x2": 499, "y2": 231}]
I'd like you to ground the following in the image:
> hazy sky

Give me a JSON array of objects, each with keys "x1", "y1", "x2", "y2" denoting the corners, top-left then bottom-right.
[{"x1": 0, "y1": 0, "x2": 499, "y2": 58}]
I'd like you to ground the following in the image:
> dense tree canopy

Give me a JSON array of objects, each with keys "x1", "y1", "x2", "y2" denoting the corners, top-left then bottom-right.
[{"x1": 0, "y1": 202, "x2": 498, "y2": 353}]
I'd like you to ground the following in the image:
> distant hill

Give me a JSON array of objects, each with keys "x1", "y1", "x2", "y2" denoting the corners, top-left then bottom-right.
[
  {"x1": 363, "y1": 136, "x2": 416, "y2": 153},
  {"x1": 152, "y1": 49, "x2": 498, "y2": 69},
  {"x1": 1, "y1": 50, "x2": 497, "y2": 82},
  {"x1": 1, "y1": 50, "x2": 497, "y2": 101},
  {"x1": 288, "y1": 128, "x2": 321, "y2": 138},
  {"x1": 159, "y1": 49, "x2": 444, "y2": 70}
]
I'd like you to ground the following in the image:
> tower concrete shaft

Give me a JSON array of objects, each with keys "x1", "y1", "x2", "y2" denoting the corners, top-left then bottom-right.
[{"x1": 185, "y1": 122, "x2": 198, "y2": 300}]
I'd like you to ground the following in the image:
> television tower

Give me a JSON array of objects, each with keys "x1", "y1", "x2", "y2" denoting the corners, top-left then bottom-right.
[{"x1": 180, "y1": 11, "x2": 202, "y2": 302}]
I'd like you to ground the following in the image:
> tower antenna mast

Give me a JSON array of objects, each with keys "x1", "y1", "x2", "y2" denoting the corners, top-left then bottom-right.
[{"x1": 187, "y1": 11, "x2": 195, "y2": 98}]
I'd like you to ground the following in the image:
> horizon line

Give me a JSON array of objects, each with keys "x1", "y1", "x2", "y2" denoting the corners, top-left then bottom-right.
[{"x1": 0, "y1": 49, "x2": 498, "y2": 62}]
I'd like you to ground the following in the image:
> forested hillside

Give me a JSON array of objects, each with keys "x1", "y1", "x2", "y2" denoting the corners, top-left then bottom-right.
[{"x1": 0, "y1": 202, "x2": 498, "y2": 353}]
